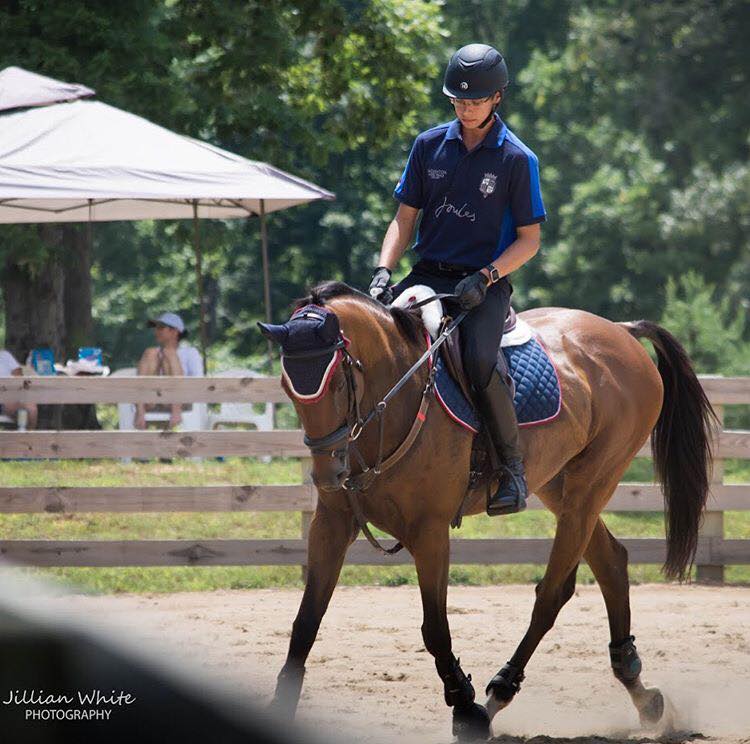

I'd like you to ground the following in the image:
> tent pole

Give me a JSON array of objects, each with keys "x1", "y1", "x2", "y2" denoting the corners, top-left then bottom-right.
[
  {"x1": 87, "y1": 198, "x2": 94, "y2": 254},
  {"x1": 259, "y1": 199, "x2": 274, "y2": 373},
  {"x1": 192, "y1": 201, "x2": 208, "y2": 372}
]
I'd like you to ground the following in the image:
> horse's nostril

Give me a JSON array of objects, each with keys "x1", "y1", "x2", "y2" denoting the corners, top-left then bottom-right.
[{"x1": 310, "y1": 466, "x2": 349, "y2": 492}]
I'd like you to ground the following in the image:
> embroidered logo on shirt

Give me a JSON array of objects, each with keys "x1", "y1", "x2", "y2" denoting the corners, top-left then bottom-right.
[
  {"x1": 435, "y1": 195, "x2": 476, "y2": 222},
  {"x1": 428, "y1": 168, "x2": 447, "y2": 180},
  {"x1": 479, "y1": 172, "x2": 497, "y2": 198}
]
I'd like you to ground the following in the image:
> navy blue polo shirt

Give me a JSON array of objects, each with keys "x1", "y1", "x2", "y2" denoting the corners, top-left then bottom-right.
[{"x1": 393, "y1": 114, "x2": 546, "y2": 268}]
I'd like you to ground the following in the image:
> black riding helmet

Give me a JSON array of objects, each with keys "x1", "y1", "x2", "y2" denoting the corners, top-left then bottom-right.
[{"x1": 442, "y1": 43, "x2": 509, "y2": 99}]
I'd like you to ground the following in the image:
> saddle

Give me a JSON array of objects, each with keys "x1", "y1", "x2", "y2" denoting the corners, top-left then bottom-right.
[
  {"x1": 392, "y1": 285, "x2": 562, "y2": 526},
  {"x1": 441, "y1": 307, "x2": 518, "y2": 404},
  {"x1": 394, "y1": 285, "x2": 532, "y2": 404}
]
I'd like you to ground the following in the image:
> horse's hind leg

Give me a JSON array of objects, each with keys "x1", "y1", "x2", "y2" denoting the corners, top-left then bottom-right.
[
  {"x1": 484, "y1": 502, "x2": 594, "y2": 722},
  {"x1": 584, "y1": 518, "x2": 665, "y2": 726},
  {"x1": 484, "y1": 462, "x2": 628, "y2": 722},
  {"x1": 411, "y1": 520, "x2": 490, "y2": 741},
  {"x1": 270, "y1": 502, "x2": 357, "y2": 719}
]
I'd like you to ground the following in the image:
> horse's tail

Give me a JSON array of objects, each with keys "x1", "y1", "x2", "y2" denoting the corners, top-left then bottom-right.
[{"x1": 621, "y1": 320, "x2": 718, "y2": 580}]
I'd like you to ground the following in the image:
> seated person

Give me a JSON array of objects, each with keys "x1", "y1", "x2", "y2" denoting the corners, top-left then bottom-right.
[
  {"x1": 135, "y1": 312, "x2": 203, "y2": 429},
  {"x1": 0, "y1": 348, "x2": 37, "y2": 428}
]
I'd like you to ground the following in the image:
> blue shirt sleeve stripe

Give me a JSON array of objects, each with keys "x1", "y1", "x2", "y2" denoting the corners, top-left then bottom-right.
[
  {"x1": 494, "y1": 205, "x2": 516, "y2": 260},
  {"x1": 504, "y1": 129, "x2": 546, "y2": 225},
  {"x1": 526, "y1": 150, "x2": 544, "y2": 219}
]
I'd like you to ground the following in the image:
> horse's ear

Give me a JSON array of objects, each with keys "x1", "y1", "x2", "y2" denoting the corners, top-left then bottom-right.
[{"x1": 257, "y1": 321, "x2": 289, "y2": 345}]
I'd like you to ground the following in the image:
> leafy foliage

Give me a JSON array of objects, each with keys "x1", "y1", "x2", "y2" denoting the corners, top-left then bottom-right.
[
  {"x1": 660, "y1": 272, "x2": 749, "y2": 375},
  {"x1": 1, "y1": 0, "x2": 748, "y2": 374}
]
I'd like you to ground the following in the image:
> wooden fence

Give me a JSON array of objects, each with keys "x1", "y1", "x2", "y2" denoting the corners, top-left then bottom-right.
[{"x1": 0, "y1": 374, "x2": 749, "y2": 583}]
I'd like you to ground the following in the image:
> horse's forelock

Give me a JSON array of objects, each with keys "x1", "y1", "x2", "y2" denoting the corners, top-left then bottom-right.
[{"x1": 292, "y1": 281, "x2": 424, "y2": 346}]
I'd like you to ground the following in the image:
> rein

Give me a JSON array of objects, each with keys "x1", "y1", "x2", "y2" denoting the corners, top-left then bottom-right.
[{"x1": 291, "y1": 294, "x2": 466, "y2": 555}]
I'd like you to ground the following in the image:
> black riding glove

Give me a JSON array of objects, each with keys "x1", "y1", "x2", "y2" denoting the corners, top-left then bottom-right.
[
  {"x1": 369, "y1": 266, "x2": 393, "y2": 305},
  {"x1": 454, "y1": 271, "x2": 489, "y2": 310}
]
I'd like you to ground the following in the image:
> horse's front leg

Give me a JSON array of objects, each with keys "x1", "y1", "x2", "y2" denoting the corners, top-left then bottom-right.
[
  {"x1": 270, "y1": 500, "x2": 357, "y2": 719},
  {"x1": 412, "y1": 520, "x2": 491, "y2": 741}
]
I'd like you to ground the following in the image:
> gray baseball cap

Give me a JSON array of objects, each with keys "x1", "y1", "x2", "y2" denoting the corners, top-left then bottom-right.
[{"x1": 147, "y1": 312, "x2": 186, "y2": 334}]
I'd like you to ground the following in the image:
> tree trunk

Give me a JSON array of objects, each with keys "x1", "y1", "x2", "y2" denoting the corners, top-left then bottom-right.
[
  {"x1": 2, "y1": 226, "x2": 66, "y2": 429},
  {"x1": 61, "y1": 224, "x2": 100, "y2": 430},
  {"x1": 63, "y1": 224, "x2": 93, "y2": 360},
  {"x1": 1, "y1": 224, "x2": 100, "y2": 430},
  {"x1": 2, "y1": 225, "x2": 66, "y2": 363}
]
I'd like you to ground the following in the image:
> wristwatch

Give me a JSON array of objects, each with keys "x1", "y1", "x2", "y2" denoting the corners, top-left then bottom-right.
[{"x1": 484, "y1": 264, "x2": 501, "y2": 284}]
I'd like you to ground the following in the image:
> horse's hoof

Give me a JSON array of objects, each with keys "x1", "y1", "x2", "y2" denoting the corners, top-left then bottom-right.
[
  {"x1": 267, "y1": 695, "x2": 295, "y2": 720},
  {"x1": 452, "y1": 702, "x2": 491, "y2": 741},
  {"x1": 638, "y1": 687, "x2": 665, "y2": 727},
  {"x1": 268, "y1": 665, "x2": 304, "y2": 720}
]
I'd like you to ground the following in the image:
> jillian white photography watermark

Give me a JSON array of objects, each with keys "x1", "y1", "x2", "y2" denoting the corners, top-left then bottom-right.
[{"x1": 3, "y1": 689, "x2": 136, "y2": 721}]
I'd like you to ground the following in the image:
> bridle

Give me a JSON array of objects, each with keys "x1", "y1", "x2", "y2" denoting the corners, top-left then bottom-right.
[{"x1": 286, "y1": 295, "x2": 466, "y2": 554}]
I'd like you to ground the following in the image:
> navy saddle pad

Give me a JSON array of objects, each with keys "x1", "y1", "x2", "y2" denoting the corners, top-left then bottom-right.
[{"x1": 434, "y1": 337, "x2": 561, "y2": 432}]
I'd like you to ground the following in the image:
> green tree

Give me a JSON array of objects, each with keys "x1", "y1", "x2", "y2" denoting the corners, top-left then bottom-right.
[
  {"x1": 4, "y1": 0, "x2": 747, "y2": 371},
  {"x1": 2, "y1": 0, "x2": 446, "y2": 366},
  {"x1": 514, "y1": 0, "x2": 750, "y2": 320},
  {"x1": 660, "y1": 271, "x2": 749, "y2": 375},
  {"x1": 0, "y1": 0, "x2": 181, "y2": 364}
]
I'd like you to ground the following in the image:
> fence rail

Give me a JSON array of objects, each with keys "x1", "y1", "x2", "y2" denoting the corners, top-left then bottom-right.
[
  {"x1": 0, "y1": 430, "x2": 309, "y2": 459},
  {"x1": 2, "y1": 374, "x2": 749, "y2": 404},
  {"x1": 0, "y1": 375, "x2": 748, "y2": 581},
  {"x1": 0, "y1": 375, "x2": 289, "y2": 403},
  {"x1": 1, "y1": 538, "x2": 748, "y2": 567},
  {"x1": 0, "y1": 484, "x2": 747, "y2": 514},
  {"x1": 1, "y1": 430, "x2": 748, "y2": 460}
]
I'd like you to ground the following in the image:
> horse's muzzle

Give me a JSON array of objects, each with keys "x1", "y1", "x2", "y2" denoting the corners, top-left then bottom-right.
[{"x1": 310, "y1": 449, "x2": 350, "y2": 492}]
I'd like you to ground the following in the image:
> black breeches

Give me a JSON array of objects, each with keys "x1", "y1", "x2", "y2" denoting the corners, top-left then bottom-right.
[{"x1": 391, "y1": 265, "x2": 513, "y2": 391}]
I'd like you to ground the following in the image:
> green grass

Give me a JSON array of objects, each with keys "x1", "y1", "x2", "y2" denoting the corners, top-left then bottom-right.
[{"x1": 1, "y1": 457, "x2": 748, "y2": 594}]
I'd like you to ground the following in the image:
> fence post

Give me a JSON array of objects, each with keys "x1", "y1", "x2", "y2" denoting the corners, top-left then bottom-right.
[
  {"x1": 697, "y1": 404, "x2": 724, "y2": 584},
  {"x1": 300, "y1": 457, "x2": 314, "y2": 582}
]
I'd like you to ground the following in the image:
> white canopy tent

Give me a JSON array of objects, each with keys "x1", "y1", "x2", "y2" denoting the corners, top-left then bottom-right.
[{"x1": 0, "y1": 66, "x2": 335, "y2": 365}]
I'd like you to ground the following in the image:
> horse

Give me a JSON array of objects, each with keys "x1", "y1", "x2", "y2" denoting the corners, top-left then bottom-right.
[{"x1": 259, "y1": 280, "x2": 715, "y2": 740}]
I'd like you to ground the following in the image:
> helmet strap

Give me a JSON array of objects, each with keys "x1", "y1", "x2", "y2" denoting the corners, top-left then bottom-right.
[
  {"x1": 478, "y1": 104, "x2": 497, "y2": 130},
  {"x1": 477, "y1": 92, "x2": 503, "y2": 130}
]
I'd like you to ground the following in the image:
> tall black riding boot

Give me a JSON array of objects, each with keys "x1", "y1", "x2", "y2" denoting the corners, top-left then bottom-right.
[{"x1": 475, "y1": 371, "x2": 528, "y2": 516}]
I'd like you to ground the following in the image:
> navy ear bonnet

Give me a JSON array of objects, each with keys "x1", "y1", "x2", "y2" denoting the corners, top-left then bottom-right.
[{"x1": 258, "y1": 304, "x2": 345, "y2": 402}]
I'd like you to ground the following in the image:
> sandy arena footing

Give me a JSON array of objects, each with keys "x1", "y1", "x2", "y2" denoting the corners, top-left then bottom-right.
[{"x1": 40, "y1": 583, "x2": 750, "y2": 744}]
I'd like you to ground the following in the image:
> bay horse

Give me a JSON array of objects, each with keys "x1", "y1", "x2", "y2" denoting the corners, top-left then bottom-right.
[{"x1": 259, "y1": 281, "x2": 715, "y2": 740}]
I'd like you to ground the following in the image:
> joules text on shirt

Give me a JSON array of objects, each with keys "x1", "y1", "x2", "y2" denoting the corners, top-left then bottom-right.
[{"x1": 434, "y1": 195, "x2": 476, "y2": 222}]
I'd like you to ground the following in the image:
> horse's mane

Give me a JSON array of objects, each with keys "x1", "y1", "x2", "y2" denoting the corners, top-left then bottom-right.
[{"x1": 294, "y1": 281, "x2": 425, "y2": 346}]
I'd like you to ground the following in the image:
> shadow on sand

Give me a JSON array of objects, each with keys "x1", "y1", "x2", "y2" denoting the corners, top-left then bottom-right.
[{"x1": 489, "y1": 733, "x2": 708, "y2": 744}]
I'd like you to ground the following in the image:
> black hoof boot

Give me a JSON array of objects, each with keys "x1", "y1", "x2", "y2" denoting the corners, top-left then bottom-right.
[
  {"x1": 486, "y1": 662, "x2": 524, "y2": 708},
  {"x1": 609, "y1": 635, "x2": 642, "y2": 684},
  {"x1": 452, "y1": 702, "x2": 491, "y2": 741}
]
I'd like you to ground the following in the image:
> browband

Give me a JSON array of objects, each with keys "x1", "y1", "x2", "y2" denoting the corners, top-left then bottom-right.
[{"x1": 281, "y1": 338, "x2": 346, "y2": 360}]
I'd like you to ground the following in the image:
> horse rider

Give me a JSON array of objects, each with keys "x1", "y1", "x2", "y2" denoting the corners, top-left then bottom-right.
[{"x1": 369, "y1": 43, "x2": 546, "y2": 515}]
